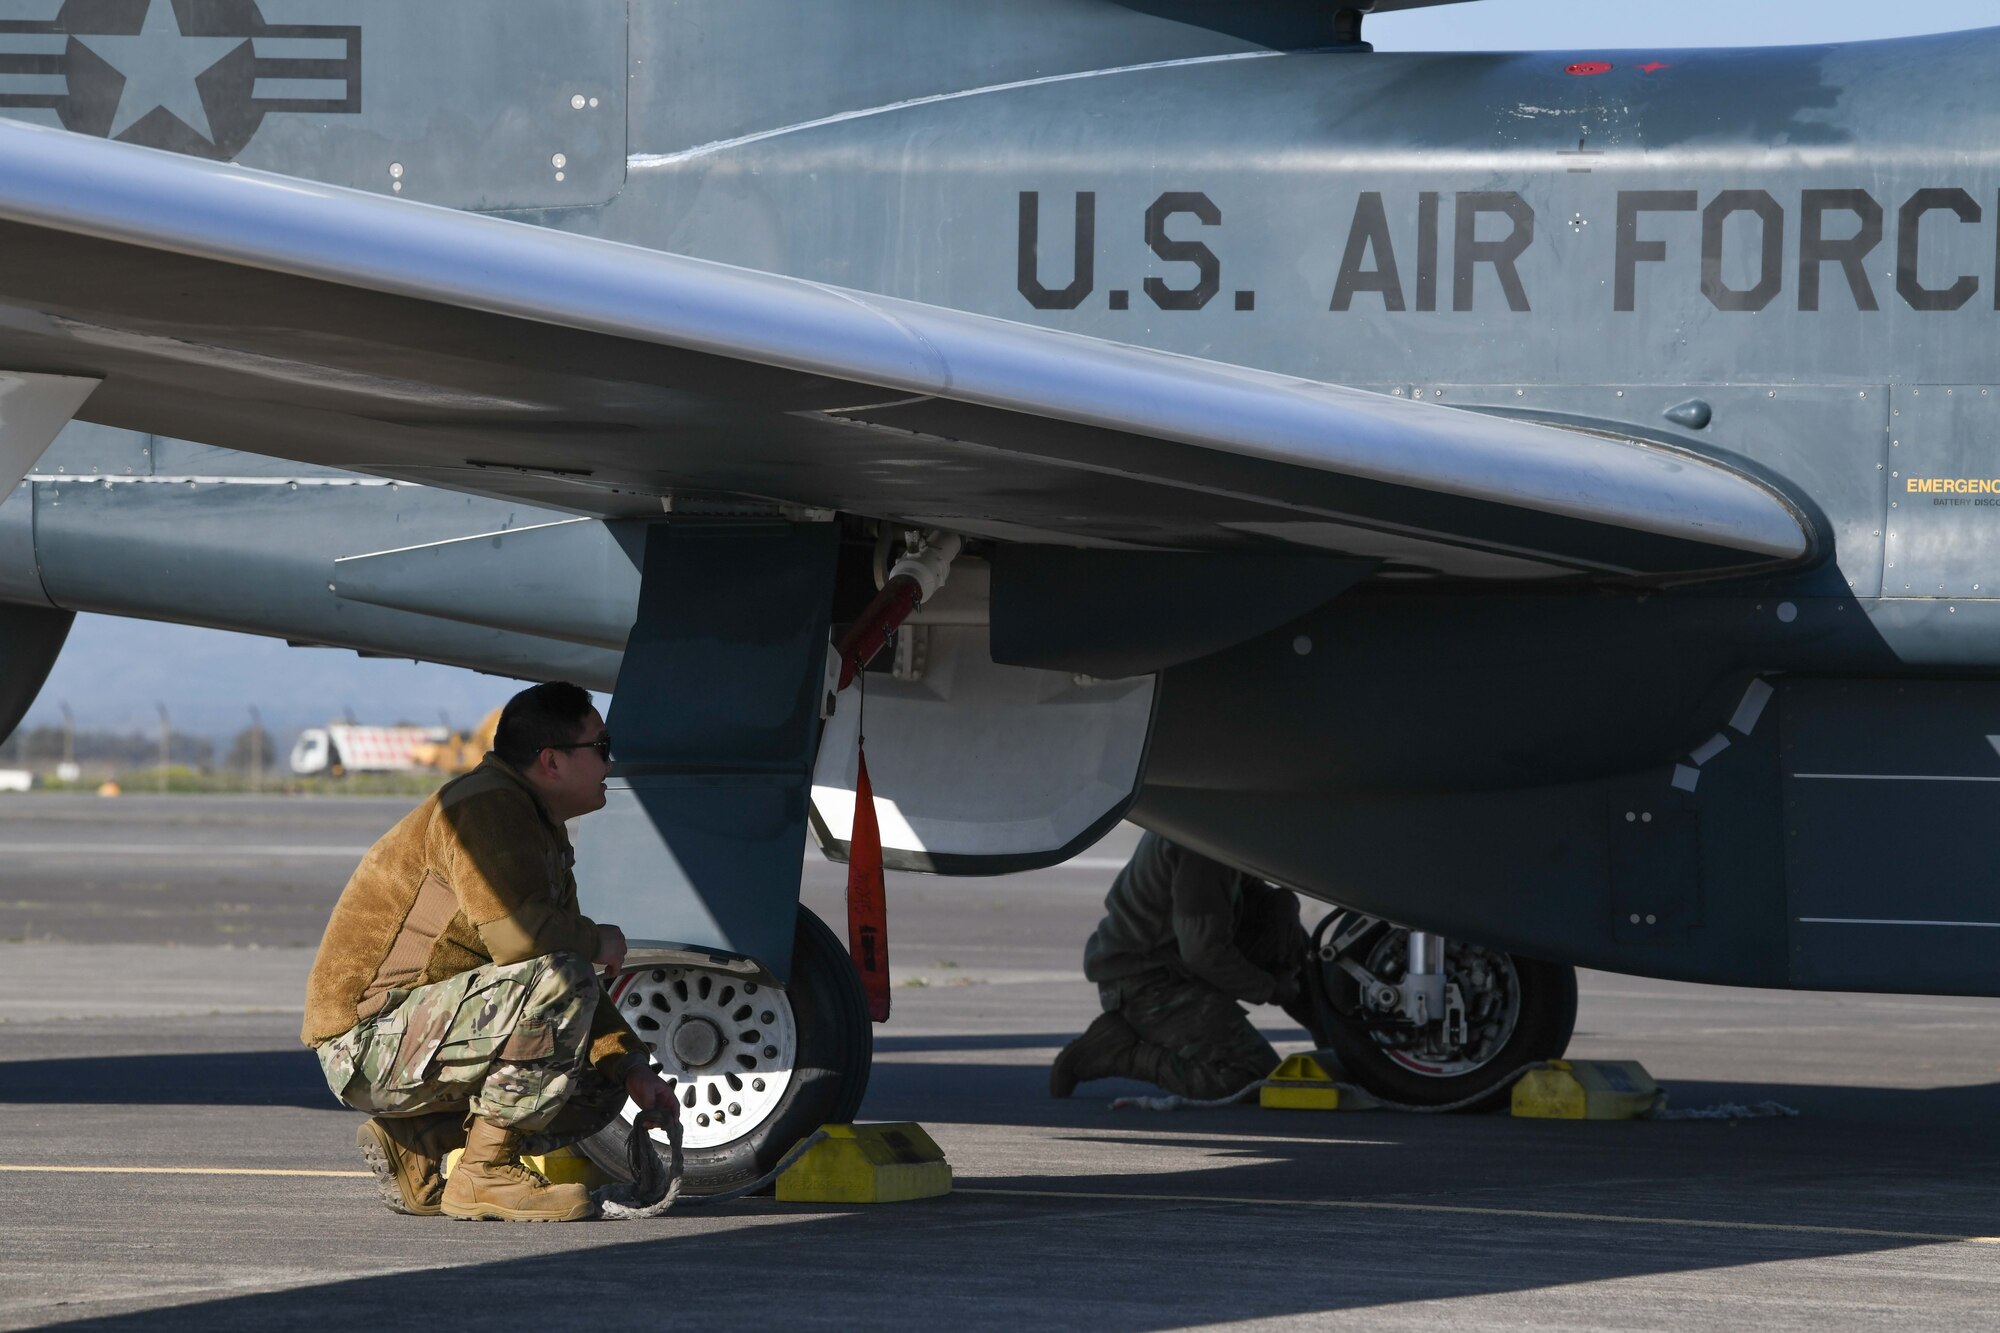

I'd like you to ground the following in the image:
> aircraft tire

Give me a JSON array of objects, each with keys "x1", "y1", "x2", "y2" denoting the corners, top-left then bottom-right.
[
  {"x1": 579, "y1": 906, "x2": 873, "y2": 1196},
  {"x1": 1311, "y1": 915, "x2": 1577, "y2": 1113}
]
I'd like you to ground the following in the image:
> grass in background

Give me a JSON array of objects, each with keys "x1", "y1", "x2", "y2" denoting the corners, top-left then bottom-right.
[{"x1": 28, "y1": 767, "x2": 451, "y2": 797}]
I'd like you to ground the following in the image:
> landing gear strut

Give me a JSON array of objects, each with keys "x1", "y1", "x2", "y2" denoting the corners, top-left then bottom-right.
[{"x1": 1300, "y1": 910, "x2": 1577, "y2": 1112}]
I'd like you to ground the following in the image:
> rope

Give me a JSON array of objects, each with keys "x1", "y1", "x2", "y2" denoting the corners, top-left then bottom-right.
[
  {"x1": 590, "y1": 1114, "x2": 831, "y2": 1219},
  {"x1": 591, "y1": 1109, "x2": 682, "y2": 1220},
  {"x1": 677, "y1": 1130, "x2": 829, "y2": 1208},
  {"x1": 1110, "y1": 1064, "x2": 1802, "y2": 1122},
  {"x1": 1644, "y1": 1098, "x2": 1799, "y2": 1121},
  {"x1": 1110, "y1": 1063, "x2": 1553, "y2": 1116},
  {"x1": 591, "y1": 1070, "x2": 1801, "y2": 1219},
  {"x1": 1108, "y1": 1083, "x2": 1263, "y2": 1113}
]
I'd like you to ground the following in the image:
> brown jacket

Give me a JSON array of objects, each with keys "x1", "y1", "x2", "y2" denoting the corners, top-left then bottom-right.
[{"x1": 300, "y1": 755, "x2": 647, "y2": 1084}]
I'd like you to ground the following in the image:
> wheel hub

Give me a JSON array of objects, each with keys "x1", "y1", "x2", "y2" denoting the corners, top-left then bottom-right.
[
  {"x1": 1361, "y1": 933, "x2": 1522, "y2": 1078},
  {"x1": 611, "y1": 966, "x2": 798, "y2": 1150},
  {"x1": 671, "y1": 1017, "x2": 723, "y2": 1068}
]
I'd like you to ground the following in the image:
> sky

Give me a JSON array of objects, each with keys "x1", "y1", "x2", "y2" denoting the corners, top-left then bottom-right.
[
  {"x1": 26, "y1": 617, "x2": 519, "y2": 750},
  {"x1": 1374, "y1": 1, "x2": 1997, "y2": 50},
  {"x1": 17, "y1": 1, "x2": 1998, "y2": 746}
]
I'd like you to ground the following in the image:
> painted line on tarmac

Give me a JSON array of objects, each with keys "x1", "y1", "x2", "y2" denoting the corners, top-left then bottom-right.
[
  {"x1": 0, "y1": 1165, "x2": 369, "y2": 1178},
  {"x1": 0, "y1": 843, "x2": 367, "y2": 857},
  {"x1": 957, "y1": 1188, "x2": 2000, "y2": 1245}
]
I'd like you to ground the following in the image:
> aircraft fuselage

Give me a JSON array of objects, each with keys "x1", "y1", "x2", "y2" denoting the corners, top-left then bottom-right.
[{"x1": 8, "y1": 8, "x2": 2000, "y2": 994}]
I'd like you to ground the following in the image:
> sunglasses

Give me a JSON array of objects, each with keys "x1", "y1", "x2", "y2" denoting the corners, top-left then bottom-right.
[{"x1": 546, "y1": 735, "x2": 612, "y2": 757}]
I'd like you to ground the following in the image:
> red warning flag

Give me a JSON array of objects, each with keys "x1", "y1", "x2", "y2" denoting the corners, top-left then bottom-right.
[{"x1": 846, "y1": 741, "x2": 891, "y2": 1022}]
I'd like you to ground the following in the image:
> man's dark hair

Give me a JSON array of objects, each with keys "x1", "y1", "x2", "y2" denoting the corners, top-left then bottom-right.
[{"x1": 493, "y1": 681, "x2": 595, "y2": 768}]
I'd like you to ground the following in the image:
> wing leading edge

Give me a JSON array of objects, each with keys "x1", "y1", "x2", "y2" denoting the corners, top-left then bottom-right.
[{"x1": 0, "y1": 119, "x2": 1806, "y2": 579}]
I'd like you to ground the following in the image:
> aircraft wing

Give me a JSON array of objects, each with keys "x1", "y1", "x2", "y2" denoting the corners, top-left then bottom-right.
[{"x1": 0, "y1": 120, "x2": 1804, "y2": 580}]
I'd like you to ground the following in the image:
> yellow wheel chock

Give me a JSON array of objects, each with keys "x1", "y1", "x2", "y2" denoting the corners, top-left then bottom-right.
[
  {"x1": 1510, "y1": 1059, "x2": 1661, "y2": 1120},
  {"x1": 776, "y1": 1122, "x2": 952, "y2": 1203}
]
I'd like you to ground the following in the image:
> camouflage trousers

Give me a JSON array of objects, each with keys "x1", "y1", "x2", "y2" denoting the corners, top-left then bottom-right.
[
  {"x1": 1098, "y1": 971, "x2": 1282, "y2": 1101},
  {"x1": 1096, "y1": 885, "x2": 1311, "y2": 1101},
  {"x1": 315, "y1": 952, "x2": 622, "y2": 1144}
]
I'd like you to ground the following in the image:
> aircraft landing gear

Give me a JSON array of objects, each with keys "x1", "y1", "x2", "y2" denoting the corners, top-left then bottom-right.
[
  {"x1": 1301, "y1": 910, "x2": 1576, "y2": 1112},
  {"x1": 578, "y1": 907, "x2": 872, "y2": 1195}
]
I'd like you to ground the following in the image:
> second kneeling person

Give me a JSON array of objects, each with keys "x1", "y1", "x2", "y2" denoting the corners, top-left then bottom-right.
[{"x1": 1052, "y1": 831, "x2": 1313, "y2": 1101}]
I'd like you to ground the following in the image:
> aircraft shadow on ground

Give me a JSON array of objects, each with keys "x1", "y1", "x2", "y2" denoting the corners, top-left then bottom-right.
[
  {"x1": 39, "y1": 1098, "x2": 2000, "y2": 1332},
  {"x1": 0, "y1": 1049, "x2": 332, "y2": 1109},
  {"x1": 0, "y1": 1026, "x2": 1311, "y2": 1115},
  {"x1": 864, "y1": 1043, "x2": 2000, "y2": 1132},
  {"x1": 11, "y1": 1033, "x2": 2000, "y2": 1133},
  {"x1": 14, "y1": 1043, "x2": 2000, "y2": 1326}
]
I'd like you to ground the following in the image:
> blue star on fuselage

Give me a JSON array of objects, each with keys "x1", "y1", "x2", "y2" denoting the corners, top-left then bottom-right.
[{"x1": 77, "y1": 0, "x2": 244, "y2": 143}]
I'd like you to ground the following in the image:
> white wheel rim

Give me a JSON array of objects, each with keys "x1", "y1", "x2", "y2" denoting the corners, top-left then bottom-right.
[{"x1": 611, "y1": 967, "x2": 798, "y2": 1150}]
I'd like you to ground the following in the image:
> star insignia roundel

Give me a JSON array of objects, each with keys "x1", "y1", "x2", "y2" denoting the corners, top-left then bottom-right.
[{"x1": 0, "y1": 0, "x2": 360, "y2": 160}]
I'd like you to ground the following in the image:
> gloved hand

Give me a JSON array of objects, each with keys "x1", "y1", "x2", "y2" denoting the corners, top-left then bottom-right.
[
  {"x1": 626, "y1": 1068, "x2": 680, "y2": 1127},
  {"x1": 1268, "y1": 965, "x2": 1303, "y2": 1009}
]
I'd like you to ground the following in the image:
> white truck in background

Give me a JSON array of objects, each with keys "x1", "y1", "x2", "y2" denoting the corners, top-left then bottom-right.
[{"x1": 288, "y1": 724, "x2": 443, "y2": 777}]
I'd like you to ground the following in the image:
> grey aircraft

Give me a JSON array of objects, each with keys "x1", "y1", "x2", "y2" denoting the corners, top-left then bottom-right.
[{"x1": 0, "y1": 0, "x2": 1991, "y2": 1183}]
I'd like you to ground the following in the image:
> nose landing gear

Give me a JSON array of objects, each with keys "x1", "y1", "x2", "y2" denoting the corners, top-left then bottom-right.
[{"x1": 1301, "y1": 910, "x2": 1577, "y2": 1111}]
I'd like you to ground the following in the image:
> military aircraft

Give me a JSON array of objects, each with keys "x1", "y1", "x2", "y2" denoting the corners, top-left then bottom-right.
[{"x1": 1, "y1": 0, "x2": 1996, "y2": 1185}]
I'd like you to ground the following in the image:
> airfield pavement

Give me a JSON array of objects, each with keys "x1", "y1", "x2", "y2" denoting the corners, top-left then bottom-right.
[{"x1": 1, "y1": 795, "x2": 1999, "y2": 1329}]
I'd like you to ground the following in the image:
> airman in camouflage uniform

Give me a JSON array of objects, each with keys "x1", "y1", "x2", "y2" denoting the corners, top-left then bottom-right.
[
  {"x1": 302, "y1": 682, "x2": 679, "y2": 1222},
  {"x1": 1051, "y1": 832, "x2": 1313, "y2": 1101}
]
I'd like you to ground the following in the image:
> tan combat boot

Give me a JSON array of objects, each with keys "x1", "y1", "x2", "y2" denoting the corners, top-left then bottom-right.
[
  {"x1": 440, "y1": 1116, "x2": 595, "y2": 1222},
  {"x1": 355, "y1": 1111, "x2": 465, "y2": 1216},
  {"x1": 1049, "y1": 1011, "x2": 1144, "y2": 1097}
]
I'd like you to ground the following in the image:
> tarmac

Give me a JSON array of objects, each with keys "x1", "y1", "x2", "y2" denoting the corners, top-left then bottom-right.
[{"x1": 3, "y1": 794, "x2": 1999, "y2": 1329}]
